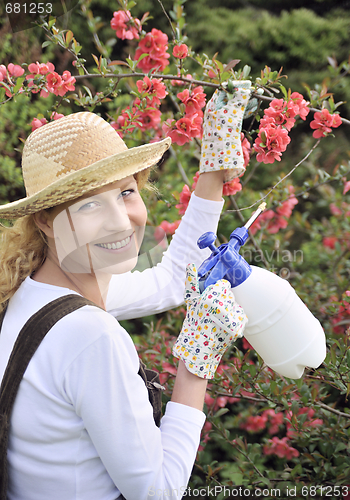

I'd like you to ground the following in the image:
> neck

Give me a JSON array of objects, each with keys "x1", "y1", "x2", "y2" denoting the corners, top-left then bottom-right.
[{"x1": 32, "y1": 249, "x2": 110, "y2": 310}]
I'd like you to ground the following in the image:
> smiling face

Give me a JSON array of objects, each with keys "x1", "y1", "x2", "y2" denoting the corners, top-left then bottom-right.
[{"x1": 51, "y1": 176, "x2": 148, "y2": 275}]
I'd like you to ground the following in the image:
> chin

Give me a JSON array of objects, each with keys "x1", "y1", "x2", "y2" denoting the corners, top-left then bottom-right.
[{"x1": 99, "y1": 256, "x2": 139, "y2": 275}]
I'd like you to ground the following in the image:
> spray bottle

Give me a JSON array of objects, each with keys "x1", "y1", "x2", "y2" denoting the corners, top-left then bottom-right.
[{"x1": 197, "y1": 204, "x2": 326, "y2": 379}]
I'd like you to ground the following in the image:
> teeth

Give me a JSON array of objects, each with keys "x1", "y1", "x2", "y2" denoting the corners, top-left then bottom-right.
[{"x1": 97, "y1": 235, "x2": 131, "y2": 250}]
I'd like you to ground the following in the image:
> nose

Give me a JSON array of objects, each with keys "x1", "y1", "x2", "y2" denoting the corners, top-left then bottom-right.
[{"x1": 103, "y1": 197, "x2": 132, "y2": 232}]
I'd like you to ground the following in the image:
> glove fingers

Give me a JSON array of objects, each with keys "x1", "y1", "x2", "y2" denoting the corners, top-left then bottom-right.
[{"x1": 184, "y1": 263, "x2": 201, "y2": 301}]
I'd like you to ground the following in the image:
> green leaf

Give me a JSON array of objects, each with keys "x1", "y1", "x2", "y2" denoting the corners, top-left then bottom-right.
[
  {"x1": 82, "y1": 86, "x2": 93, "y2": 99},
  {"x1": 42, "y1": 41, "x2": 52, "y2": 48},
  {"x1": 13, "y1": 77, "x2": 25, "y2": 94},
  {"x1": 214, "y1": 408, "x2": 229, "y2": 418}
]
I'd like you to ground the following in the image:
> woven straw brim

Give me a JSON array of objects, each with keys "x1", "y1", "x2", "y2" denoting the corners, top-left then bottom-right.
[{"x1": 0, "y1": 138, "x2": 171, "y2": 220}]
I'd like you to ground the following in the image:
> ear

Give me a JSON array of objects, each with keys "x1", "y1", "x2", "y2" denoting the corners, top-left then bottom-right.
[{"x1": 33, "y1": 210, "x2": 55, "y2": 239}]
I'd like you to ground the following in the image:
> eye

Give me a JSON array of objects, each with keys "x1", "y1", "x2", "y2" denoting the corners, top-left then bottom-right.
[
  {"x1": 77, "y1": 200, "x2": 100, "y2": 212},
  {"x1": 119, "y1": 188, "x2": 135, "y2": 199}
]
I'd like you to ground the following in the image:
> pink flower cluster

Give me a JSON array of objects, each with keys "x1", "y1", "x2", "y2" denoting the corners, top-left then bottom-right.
[
  {"x1": 254, "y1": 92, "x2": 310, "y2": 164},
  {"x1": 162, "y1": 86, "x2": 206, "y2": 146},
  {"x1": 240, "y1": 409, "x2": 284, "y2": 435},
  {"x1": 250, "y1": 186, "x2": 298, "y2": 235},
  {"x1": 242, "y1": 405, "x2": 323, "y2": 460},
  {"x1": 111, "y1": 76, "x2": 167, "y2": 137},
  {"x1": 26, "y1": 61, "x2": 75, "y2": 98},
  {"x1": 110, "y1": 10, "x2": 141, "y2": 40},
  {"x1": 263, "y1": 437, "x2": 299, "y2": 460},
  {"x1": 310, "y1": 108, "x2": 342, "y2": 138},
  {"x1": 135, "y1": 28, "x2": 170, "y2": 73},
  {"x1": 0, "y1": 63, "x2": 25, "y2": 97},
  {"x1": 31, "y1": 112, "x2": 65, "y2": 131}
]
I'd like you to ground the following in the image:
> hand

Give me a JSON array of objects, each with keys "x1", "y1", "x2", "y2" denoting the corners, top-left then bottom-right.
[
  {"x1": 199, "y1": 80, "x2": 253, "y2": 182},
  {"x1": 172, "y1": 263, "x2": 247, "y2": 379}
]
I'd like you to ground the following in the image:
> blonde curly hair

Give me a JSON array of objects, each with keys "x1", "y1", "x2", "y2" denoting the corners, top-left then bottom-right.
[{"x1": 0, "y1": 216, "x2": 48, "y2": 314}]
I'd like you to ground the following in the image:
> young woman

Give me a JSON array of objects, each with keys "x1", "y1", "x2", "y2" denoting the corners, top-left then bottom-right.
[{"x1": 0, "y1": 110, "x2": 247, "y2": 499}]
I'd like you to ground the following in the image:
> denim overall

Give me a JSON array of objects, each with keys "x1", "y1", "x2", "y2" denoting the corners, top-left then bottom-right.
[{"x1": 0, "y1": 295, "x2": 163, "y2": 500}]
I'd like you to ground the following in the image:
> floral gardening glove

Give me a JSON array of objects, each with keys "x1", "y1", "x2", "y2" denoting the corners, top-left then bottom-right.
[
  {"x1": 200, "y1": 80, "x2": 253, "y2": 181},
  {"x1": 172, "y1": 263, "x2": 247, "y2": 379}
]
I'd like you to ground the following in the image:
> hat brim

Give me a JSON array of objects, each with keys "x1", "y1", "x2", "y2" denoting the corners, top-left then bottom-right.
[{"x1": 0, "y1": 137, "x2": 171, "y2": 220}]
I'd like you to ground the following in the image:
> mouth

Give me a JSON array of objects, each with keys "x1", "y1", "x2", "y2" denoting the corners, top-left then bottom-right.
[{"x1": 95, "y1": 233, "x2": 133, "y2": 251}]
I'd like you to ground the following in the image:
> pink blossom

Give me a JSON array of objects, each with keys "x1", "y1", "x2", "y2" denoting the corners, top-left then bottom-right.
[
  {"x1": 266, "y1": 215, "x2": 288, "y2": 234},
  {"x1": 263, "y1": 409, "x2": 284, "y2": 435},
  {"x1": 240, "y1": 414, "x2": 268, "y2": 433},
  {"x1": 323, "y1": 236, "x2": 337, "y2": 249},
  {"x1": 31, "y1": 112, "x2": 63, "y2": 132},
  {"x1": 46, "y1": 72, "x2": 62, "y2": 95},
  {"x1": 191, "y1": 171, "x2": 200, "y2": 190},
  {"x1": 0, "y1": 65, "x2": 7, "y2": 81},
  {"x1": 110, "y1": 10, "x2": 141, "y2": 40},
  {"x1": 135, "y1": 29, "x2": 170, "y2": 73},
  {"x1": 175, "y1": 184, "x2": 192, "y2": 215},
  {"x1": 51, "y1": 112, "x2": 65, "y2": 121},
  {"x1": 276, "y1": 188, "x2": 298, "y2": 218},
  {"x1": 136, "y1": 76, "x2": 167, "y2": 105},
  {"x1": 158, "y1": 220, "x2": 181, "y2": 236},
  {"x1": 290, "y1": 92, "x2": 310, "y2": 120},
  {"x1": 310, "y1": 109, "x2": 342, "y2": 138},
  {"x1": 223, "y1": 177, "x2": 242, "y2": 196},
  {"x1": 241, "y1": 133, "x2": 251, "y2": 168},
  {"x1": 31, "y1": 117, "x2": 48, "y2": 131},
  {"x1": 7, "y1": 63, "x2": 24, "y2": 78},
  {"x1": 250, "y1": 209, "x2": 275, "y2": 235},
  {"x1": 27, "y1": 61, "x2": 55, "y2": 76},
  {"x1": 47, "y1": 70, "x2": 75, "y2": 96},
  {"x1": 263, "y1": 437, "x2": 299, "y2": 460},
  {"x1": 173, "y1": 44, "x2": 188, "y2": 59},
  {"x1": 177, "y1": 86, "x2": 206, "y2": 116},
  {"x1": 254, "y1": 124, "x2": 291, "y2": 164},
  {"x1": 264, "y1": 98, "x2": 287, "y2": 126},
  {"x1": 135, "y1": 108, "x2": 161, "y2": 131},
  {"x1": 0, "y1": 63, "x2": 25, "y2": 97},
  {"x1": 162, "y1": 114, "x2": 203, "y2": 146}
]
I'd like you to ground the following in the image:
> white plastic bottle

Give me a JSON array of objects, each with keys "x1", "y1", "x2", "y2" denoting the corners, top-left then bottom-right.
[{"x1": 233, "y1": 265, "x2": 326, "y2": 379}]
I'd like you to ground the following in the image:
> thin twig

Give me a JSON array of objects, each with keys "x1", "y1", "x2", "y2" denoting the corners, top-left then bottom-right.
[
  {"x1": 315, "y1": 401, "x2": 350, "y2": 419},
  {"x1": 74, "y1": 72, "x2": 221, "y2": 88},
  {"x1": 156, "y1": 0, "x2": 177, "y2": 40}
]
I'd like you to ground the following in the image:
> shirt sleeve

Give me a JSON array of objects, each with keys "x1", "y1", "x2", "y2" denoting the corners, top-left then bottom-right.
[
  {"x1": 63, "y1": 311, "x2": 206, "y2": 500},
  {"x1": 106, "y1": 193, "x2": 224, "y2": 320}
]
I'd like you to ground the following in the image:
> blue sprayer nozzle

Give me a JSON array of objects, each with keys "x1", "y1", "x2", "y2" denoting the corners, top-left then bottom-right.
[
  {"x1": 197, "y1": 226, "x2": 252, "y2": 293},
  {"x1": 197, "y1": 203, "x2": 267, "y2": 293}
]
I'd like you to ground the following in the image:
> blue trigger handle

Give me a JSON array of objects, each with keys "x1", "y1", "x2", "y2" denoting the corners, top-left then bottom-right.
[{"x1": 197, "y1": 226, "x2": 252, "y2": 293}]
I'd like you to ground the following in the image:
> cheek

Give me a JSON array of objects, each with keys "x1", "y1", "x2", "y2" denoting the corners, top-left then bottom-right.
[{"x1": 130, "y1": 199, "x2": 147, "y2": 226}]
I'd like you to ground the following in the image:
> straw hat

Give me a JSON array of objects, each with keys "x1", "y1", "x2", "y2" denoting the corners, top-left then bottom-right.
[{"x1": 0, "y1": 112, "x2": 171, "y2": 220}]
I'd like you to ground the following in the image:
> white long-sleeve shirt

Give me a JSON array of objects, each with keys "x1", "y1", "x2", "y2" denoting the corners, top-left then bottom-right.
[{"x1": 0, "y1": 193, "x2": 224, "y2": 500}]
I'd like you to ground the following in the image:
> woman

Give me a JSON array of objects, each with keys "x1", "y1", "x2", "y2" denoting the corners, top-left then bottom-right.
[{"x1": 0, "y1": 110, "x2": 247, "y2": 499}]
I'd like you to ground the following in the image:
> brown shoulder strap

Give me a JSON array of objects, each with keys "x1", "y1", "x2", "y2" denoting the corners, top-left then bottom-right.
[{"x1": 0, "y1": 294, "x2": 96, "y2": 499}]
